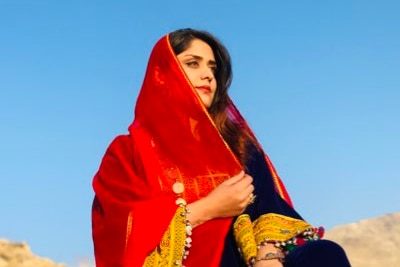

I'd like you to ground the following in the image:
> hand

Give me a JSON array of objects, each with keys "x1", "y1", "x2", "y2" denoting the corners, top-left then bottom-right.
[
  {"x1": 254, "y1": 259, "x2": 283, "y2": 267},
  {"x1": 254, "y1": 244, "x2": 284, "y2": 267},
  {"x1": 186, "y1": 171, "x2": 254, "y2": 227}
]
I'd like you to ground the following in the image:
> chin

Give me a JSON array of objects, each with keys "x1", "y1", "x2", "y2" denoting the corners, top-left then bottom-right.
[
  {"x1": 202, "y1": 101, "x2": 212, "y2": 108},
  {"x1": 199, "y1": 98, "x2": 211, "y2": 108}
]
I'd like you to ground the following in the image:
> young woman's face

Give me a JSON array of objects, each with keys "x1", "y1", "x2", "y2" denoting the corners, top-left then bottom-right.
[{"x1": 177, "y1": 39, "x2": 217, "y2": 108}]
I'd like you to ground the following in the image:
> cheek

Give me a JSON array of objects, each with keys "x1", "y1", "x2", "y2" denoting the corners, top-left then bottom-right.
[
  {"x1": 182, "y1": 67, "x2": 196, "y2": 85},
  {"x1": 211, "y1": 80, "x2": 217, "y2": 92}
]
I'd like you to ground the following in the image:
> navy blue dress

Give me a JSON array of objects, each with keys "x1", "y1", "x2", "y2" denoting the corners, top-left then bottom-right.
[{"x1": 219, "y1": 145, "x2": 352, "y2": 266}]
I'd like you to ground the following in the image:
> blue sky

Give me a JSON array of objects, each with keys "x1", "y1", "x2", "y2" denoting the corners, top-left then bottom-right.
[{"x1": 1, "y1": 1, "x2": 399, "y2": 266}]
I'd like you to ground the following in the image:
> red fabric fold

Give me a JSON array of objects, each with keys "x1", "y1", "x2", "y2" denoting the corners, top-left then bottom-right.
[{"x1": 92, "y1": 135, "x2": 178, "y2": 267}]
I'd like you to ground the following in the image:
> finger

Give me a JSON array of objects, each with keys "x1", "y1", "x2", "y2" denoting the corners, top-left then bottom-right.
[
  {"x1": 231, "y1": 174, "x2": 253, "y2": 189},
  {"x1": 234, "y1": 183, "x2": 254, "y2": 203},
  {"x1": 247, "y1": 194, "x2": 256, "y2": 205},
  {"x1": 243, "y1": 174, "x2": 253, "y2": 184},
  {"x1": 239, "y1": 184, "x2": 255, "y2": 204},
  {"x1": 246, "y1": 183, "x2": 255, "y2": 194},
  {"x1": 243, "y1": 183, "x2": 254, "y2": 197},
  {"x1": 224, "y1": 170, "x2": 245, "y2": 185}
]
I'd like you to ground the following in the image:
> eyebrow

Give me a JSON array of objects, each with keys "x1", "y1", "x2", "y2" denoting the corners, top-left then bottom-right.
[{"x1": 184, "y1": 54, "x2": 217, "y2": 66}]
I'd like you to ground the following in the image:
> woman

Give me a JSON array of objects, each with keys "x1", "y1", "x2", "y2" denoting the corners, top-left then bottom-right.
[{"x1": 92, "y1": 28, "x2": 351, "y2": 267}]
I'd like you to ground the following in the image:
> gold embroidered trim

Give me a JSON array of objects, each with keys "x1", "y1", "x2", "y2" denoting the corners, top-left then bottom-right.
[
  {"x1": 253, "y1": 213, "x2": 312, "y2": 244},
  {"x1": 143, "y1": 206, "x2": 187, "y2": 266},
  {"x1": 233, "y1": 214, "x2": 257, "y2": 264}
]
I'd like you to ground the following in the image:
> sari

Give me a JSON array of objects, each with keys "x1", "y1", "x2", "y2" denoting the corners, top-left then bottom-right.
[{"x1": 91, "y1": 34, "x2": 333, "y2": 267}]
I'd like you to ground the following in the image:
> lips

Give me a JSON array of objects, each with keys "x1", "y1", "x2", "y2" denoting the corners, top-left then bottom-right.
[{"x1": 195, "y1": 86, "x2": 211, "y2": 93}]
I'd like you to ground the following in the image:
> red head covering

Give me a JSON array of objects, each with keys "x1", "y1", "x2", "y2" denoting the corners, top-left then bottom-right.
[
  {"x1": 92, "y1": 34, "x2": 292, "y2": 267},
  {"x1": 93, "y1": 34, "x2": 242, "y2": 267}
]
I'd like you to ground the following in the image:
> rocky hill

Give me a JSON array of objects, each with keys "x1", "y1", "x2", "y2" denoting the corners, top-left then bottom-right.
[
  {"x1": 325, "y1": 212, "x2": 400, "y2": 267},
  {"x1": 0, "y1": 239, "x2": 66, "y2": 267}
]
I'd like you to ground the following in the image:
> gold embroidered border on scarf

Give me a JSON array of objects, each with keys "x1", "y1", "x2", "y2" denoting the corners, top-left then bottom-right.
[{"x1": 143, "y1": 206, "x2": 186, "y2": 266}]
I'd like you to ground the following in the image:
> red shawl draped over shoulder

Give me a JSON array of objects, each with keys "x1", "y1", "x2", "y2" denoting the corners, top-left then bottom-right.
[{"x1": 92, "y1": 34, "x2": 292, "y2": 267}]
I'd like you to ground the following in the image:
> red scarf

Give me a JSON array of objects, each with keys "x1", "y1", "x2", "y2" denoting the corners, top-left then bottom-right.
[{"x1": 92, "y1": 34, "x2": 292, "y2": 267}]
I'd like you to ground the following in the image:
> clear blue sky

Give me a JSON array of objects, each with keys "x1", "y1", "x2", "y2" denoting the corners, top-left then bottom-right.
[{"x1": 1, "y1": 1, "x2": 399, "y2": 266}]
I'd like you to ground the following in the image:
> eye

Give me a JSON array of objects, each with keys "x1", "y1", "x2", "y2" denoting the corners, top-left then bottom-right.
[{"x1": 186, "y1": 61, "x2": 199, "y2": 68}]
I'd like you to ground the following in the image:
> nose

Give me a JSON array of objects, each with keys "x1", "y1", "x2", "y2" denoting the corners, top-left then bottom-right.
[{"x1": 200, "y1": 67, "x2": 214, "y2": 82}]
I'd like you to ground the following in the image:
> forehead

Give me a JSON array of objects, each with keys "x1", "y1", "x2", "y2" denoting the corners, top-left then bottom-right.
[{"x1": 181, "y1": 39, "x2": 215, "y2": 60}]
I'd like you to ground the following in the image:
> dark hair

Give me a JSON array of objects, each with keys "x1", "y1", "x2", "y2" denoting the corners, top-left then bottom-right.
[{"x1": 169, "y1": 28, "x2": 255, "y2": 166}]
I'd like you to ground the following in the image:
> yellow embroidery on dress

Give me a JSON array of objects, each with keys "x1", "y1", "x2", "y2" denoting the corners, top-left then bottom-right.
[
  {"x1": 253, "y1": 213, "x2": 312, "y2": 244},
  {"x1": 143, "y1": 206, "x2": 186, "y2": 266},
  {"x1": 233, "y1": 214, "x2": 257, "y2": 264}
]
